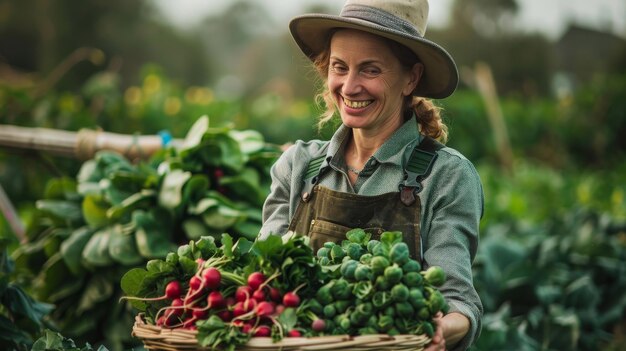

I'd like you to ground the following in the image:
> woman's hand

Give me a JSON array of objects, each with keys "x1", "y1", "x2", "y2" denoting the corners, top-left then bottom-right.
[{"x1": 424, "y1": 312, "x2": 446, "y2": 351}]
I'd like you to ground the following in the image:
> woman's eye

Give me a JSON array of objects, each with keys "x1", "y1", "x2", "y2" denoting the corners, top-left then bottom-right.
[
  {"x1": 331, "y1": 65, "x2": 348, "y2": 74},
  {"x1": 362, "y1": 68, "x2": 380, "y2": 76}
]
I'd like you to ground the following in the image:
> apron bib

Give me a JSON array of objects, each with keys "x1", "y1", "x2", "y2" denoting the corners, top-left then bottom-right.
[
  {"x1": 288, "y1": 185, "x2": 423, "y2": 260},
  {"x1": 287, "y1": 135, "x2": 443, "y2": 262}
]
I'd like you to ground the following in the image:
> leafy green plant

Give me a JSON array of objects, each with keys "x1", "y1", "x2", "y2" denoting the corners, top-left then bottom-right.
[
  {"x1": 12, "y1": 116, "x2": 280, "y2": 350},
  {"x1": 472, "y1": 206, "x2": 626, "y2": 350},
  {"x1": 0, "y1": 234, "x2": 54, "y2": 350}
]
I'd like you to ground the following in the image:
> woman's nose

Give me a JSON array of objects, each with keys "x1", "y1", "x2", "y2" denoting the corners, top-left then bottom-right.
[{"x1": 342, "y1": 71, "x2": 362, "y2": 95}]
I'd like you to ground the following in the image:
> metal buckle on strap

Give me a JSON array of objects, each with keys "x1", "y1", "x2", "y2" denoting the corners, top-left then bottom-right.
[{"x1": 399, "y1": 185, "x2": 416, "y2": 206}]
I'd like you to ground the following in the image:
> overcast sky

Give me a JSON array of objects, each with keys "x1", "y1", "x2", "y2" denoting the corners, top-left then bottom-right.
[{"x1": 153, "y1": 0, "x2": 626, "y2": 39}]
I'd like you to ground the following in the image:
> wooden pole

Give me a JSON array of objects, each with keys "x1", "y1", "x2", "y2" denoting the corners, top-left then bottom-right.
[
  {"x1": 0, "y1": 124, "x2": 181, "y2": 160},
  {"x1": 472, "y1": 62, "x2": 514, "y2": 174}
]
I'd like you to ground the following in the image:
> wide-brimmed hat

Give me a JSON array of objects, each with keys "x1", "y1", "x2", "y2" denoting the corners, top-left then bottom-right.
[{"x1": 289, "y1": 0, "x2": 458, "y2": 99}]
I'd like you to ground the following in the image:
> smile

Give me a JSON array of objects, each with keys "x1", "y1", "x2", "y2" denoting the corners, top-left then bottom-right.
[{"x1": 343, "y1": 98, "x2": 373, "y2": 109}]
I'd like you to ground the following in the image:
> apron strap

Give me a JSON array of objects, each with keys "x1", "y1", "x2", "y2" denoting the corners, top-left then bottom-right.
[
  {"x1": 300, "y1": 146, "x2": 331, "y2": 202},
  {"x1": 400, "y1": 136, "x2": 445, "y2": 206}
]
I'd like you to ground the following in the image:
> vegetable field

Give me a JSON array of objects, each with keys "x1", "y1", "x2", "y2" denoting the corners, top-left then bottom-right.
[{"x1": 1, "y1": 66, "x2": 625, "y2": 351}]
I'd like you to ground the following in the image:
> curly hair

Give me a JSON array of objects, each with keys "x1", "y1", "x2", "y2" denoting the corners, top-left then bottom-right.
[{"x1": 311, "y1": 30, "x2": 448, "y2": 144}]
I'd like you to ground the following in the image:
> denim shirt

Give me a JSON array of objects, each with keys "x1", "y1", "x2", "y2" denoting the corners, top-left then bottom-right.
[{"x1": 261, "y1": 119, "x2": 484, "y2": 350}]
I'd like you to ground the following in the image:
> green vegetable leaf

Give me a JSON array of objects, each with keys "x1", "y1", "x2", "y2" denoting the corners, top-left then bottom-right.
[
  {"x1": 133, "y1": 210, "x2": 176, "y2": 259},
  {"x1": 82, "y1": 227, "x2": 114, "y2": 267},
  {"x1": 158, "y1": 169, "x2": 192, "y2": 210},
  {"x1": 60, "y1": 226, "x2": 95, "y2": 275},
  {"x1": 108, "y1": 225, "x2": 143, "y2": 266},
  {"x1": 120, "y1": 268, "x2": 148, "y2": 310},
  {"x1": 82, "y1": 194, "x2": 110, "y2": 228}
]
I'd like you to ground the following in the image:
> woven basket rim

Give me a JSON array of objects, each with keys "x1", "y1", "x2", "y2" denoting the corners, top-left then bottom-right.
[{"x1": 132, "y1": 314, "x2": 431, "y2": 351}]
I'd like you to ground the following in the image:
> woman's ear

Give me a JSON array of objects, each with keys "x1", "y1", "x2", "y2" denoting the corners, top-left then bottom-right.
[{"x1": 403, "y1": 62, "x2": 424, "y2": 96}]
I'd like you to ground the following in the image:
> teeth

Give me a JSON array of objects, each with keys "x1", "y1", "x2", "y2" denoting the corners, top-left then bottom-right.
[{"x1": 344, "y1": 98, "x2": 372, "y2": 108}]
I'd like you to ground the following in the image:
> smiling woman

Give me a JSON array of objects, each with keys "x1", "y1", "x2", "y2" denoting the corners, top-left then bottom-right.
[{"x1": 260, "y1": 1, "x2": 484, "y2": 351}]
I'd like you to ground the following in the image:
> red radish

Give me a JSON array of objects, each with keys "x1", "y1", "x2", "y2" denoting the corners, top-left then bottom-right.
[
  {"x1": 217, "y1": 310, "x2": 232, "y2": 321},
  {"x1": 235, "y1": 286, "x2": 253, "y2": 302},
  {"x1": 207, "y1": 291, "x2": 225, "y2": 309},
  {"x1": 156, "y1": 316, "x2": 166, "y2": 326},
  {"x1": 242, "y1": 323, "x2": 252, "y2": 334},
  {"x1": 232, "y1": 302, "x2": 246, "y2": 317},
  {"x1": 252, "y1": 289, "x2": 266, "y2": 302},
  {"x1": 214, "y1": 168, "x2": 224, "y2": 178},
  {"x1": 243, "y1": 297, "x2": 257, "y2": 312},
  {"x1": 202, "y1": 267, "x2": 221, "y2": 290},
  {"x1": 247, "y1": 272, "x2": 265, "y2": 291},
  {"x1": 164, "y1": 281, "x2": 182, "y2": 299},
  {"x1": 255, "y1": 301, "x2": 275, "y2": 317},
  {"x1": 189, "y1": 276, "x2": 203, "y2": 291},
  {"x1": 182, "y1": 317, "x2": 197, "y2": 329},
  {"x1": 253, "y1": 325, "x2": 271, "y2": 337},
  {"x1": 283, "y1": 291, "x2": 300, "y2": 307},
  {"x1": 226, "y1": 296, "x2": 236, "y2": 306},
  {"x1": 288, "y1": 330, "x2": 302, "y2": 337},
  {"x1": 169, "y1": 298, "x2": 185, "y2": 316},
  {"x1": 196, "y1": 258, "x2": 205, "y2": 266},
  {"x1": 192, "y1": 308, "x2": 207, "y2": 319},
  {"x1": 274, "y1": 304, "x2": 285, "y2": 316},
  {"x1": 269, "y1": 287, "x2": 281, "y2": 302},
  {"x1": 312, "y1": 319, "x2": 326, "y2": 332},
  {"x1": 120, "y1": 280, "x2": 181, "y2": 302}
]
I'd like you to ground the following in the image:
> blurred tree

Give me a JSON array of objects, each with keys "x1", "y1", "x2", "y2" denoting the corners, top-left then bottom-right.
[
  {"x1": 429, "y1": 0, "x2": 554, "y2": 96},
  {"x1": 0, "y1": 0, "x2": 212, "y2": 90}
]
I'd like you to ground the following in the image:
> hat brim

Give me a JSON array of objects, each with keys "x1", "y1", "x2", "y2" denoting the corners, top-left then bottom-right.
[{"x1": 289, "y1": 14, "x2": 458, "y2": 99}]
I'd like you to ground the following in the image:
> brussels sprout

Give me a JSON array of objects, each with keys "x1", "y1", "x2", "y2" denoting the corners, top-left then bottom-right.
[
  {"x1": 384, "y1": 264, "x2": 403, "y2": 284},
  {"x1": 346, "y1": 242, "x2": 365, "y2": 260},
  {"x1": 391, "y1": 284, "x2": 409, "y2": 302},
  {"x1": 340, "y1": 259, "x2": 359, "y2": 280},
  {"x1": 316, "y1": 281, "x2": 335, "y2": 305},
  {"x1": 324, "y1": 242, "x2": 336, "y2": 249},
  {"x1": 426, "y1": 287, "x2": 446, "y2": 314},
  {"x1": 317, "y1": 247, "x2": 330, "y2": 259},
  {"x1": 323, "y1": 304, "x2": 337, "y2": 318},
  {"x1": 389, "y1": 242, "x2": 410, "y2": 265},
  {"x1": 374, "y1": 275, "x2": 390, "y2": 291},
  {"x1": 330, "y1": 244, "x2": 346, "y2": 262},
  {"x1": 402, "y1": 259, "x2": 421, "y2": 273},
  {"x1": 377, "y1": 314, "x2": 394, "y2": 332},
  {"x1": 395, "y1": 301, "x2": 414, "y2": 319},
  {"x1": 367, "y1": 239, "x2": 381, "y2": 254},
  {"x1": 319, "y1": 256, "x2": 331, "y2": 266},
  {"x1": 355, "y1": 264, "x2": 373, "y2": 281},
  {"x1": 338, "y1": 315, "x2": 351, "y2": 330},
  {"x1": 372, "y1": 291, "x2": 392, "y2": 309},
  {"x1": 331, "y1": 278, "x2": 352, "y2": 300},
  {"x1": 408, "y1": 288, "x2": 426, "y2": 309},
  {"x1": 422, "y1": 266, "x2": 446, "y2": 287},
  {"x1": 334, "y1": 299, "x2": 352, "y2": 314},
  {"x1": 370, "y1": 256, "x2": 390, "y2": 275},
  {"x1": 402, "y1": 271, "x2": 423, "y2": 288},
  {"x1": 308, "y1": 298, "x2": 324, "y2": 315},
  {"x1": 417, "y1": 306, "x2": 430, "y2": 320},
  {"x1": 346, "y1": 228, "x2": 370, "y2": 244},
  {"x1": 359, "y1": 253, "x2": 373, "y2": 265}
]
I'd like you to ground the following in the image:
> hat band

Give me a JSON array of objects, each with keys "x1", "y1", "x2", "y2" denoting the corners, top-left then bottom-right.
[{"x1": 340, "y1": 4, "x2": 423, "y2": 38}]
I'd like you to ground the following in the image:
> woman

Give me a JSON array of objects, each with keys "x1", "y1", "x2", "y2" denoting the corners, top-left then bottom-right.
[{"x1": 260, "y1": 0, "x2": 483, "y2": 350}]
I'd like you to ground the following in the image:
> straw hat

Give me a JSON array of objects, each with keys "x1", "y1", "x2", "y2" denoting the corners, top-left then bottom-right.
[{"x1": 289, "y1": 0, "x2": 458, "y2": 99}]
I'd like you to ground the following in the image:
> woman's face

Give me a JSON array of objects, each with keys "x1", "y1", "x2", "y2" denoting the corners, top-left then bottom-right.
[{"x1": 327, "y1": 29, "x2": 422, "y2": 132}]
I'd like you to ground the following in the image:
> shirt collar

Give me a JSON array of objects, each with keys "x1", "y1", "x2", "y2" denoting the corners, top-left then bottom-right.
[{"x1": 325, "y1": 118, "x2": 422, "y2": 167}]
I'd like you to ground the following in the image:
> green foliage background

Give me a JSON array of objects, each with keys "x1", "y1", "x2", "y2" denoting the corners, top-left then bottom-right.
[{"x1": 1, "y1": 0, "x2": 625, "y2": 350}]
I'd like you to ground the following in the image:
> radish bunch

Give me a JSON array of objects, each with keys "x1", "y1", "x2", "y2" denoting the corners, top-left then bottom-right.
[{"x1": 121, "y1": 232, "x2": 318, "y2": 349}]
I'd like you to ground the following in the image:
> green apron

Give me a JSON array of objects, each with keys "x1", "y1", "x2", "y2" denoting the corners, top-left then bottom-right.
[{"x1": 287, "y1": 136, "x2": 443, "y2": 261}]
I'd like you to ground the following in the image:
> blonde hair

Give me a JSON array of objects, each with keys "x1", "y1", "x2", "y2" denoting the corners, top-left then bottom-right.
[{"x1": 312, "y1": 32, "x2": 448, "y2": 144}]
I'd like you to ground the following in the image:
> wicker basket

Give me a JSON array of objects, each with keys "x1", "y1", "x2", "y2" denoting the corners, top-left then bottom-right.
[{"x1": 132, "y1": 315, "x2": 431, "y2": 351}]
